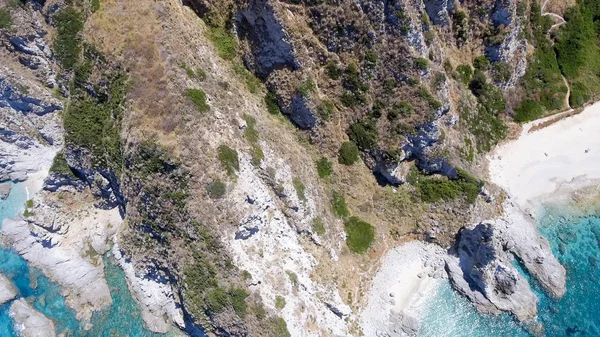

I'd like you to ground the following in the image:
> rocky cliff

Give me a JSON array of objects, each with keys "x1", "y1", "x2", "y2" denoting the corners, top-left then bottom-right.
[{"x1": 0, "y1": 0, "x2": 591, "y2": 336}]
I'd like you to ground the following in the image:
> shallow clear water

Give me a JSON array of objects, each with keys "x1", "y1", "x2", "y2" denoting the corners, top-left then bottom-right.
[
  {"x1": 0, "y1": 183, "x2": 170, "y2": 336},
  {"x1": 415, "y1": 208, "x2": 600, "y2": 337}
]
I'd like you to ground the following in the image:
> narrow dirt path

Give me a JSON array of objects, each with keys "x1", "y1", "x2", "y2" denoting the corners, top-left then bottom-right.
[{"x1": 541, "y1": 5, "x2": 572, "y2": 109}]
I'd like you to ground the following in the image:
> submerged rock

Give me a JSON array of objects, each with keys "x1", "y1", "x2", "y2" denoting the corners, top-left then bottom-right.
[
  {"x1": 0, "y1": 184, "x2": 12, "y2": 200},
  {"x1": 9, "y1": 299, "x2": 56, "y2": 337}
]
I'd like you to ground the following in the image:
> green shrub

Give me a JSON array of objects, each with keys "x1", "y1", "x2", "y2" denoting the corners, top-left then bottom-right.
[
  {"x1": 312, "y1": 217, "x2": 326, "y2": 236},
  {"x1": 194, "y1": 67, "x2": 207, "y2": 81},
  {"x1": 348, "y1": 122, "x2": 377, "y2": 150},
  {"x1": 269, "y1": 317, "x2": 291, "y2": 337},
  {"x1": 415, "y1": 169, "x2": 481, "y2": 204},
  {"x1": 344, "y1": 216, "x2": 375, "y2": 254},
  {"x1": 331, "y1": 191, "x2": 350, "y2": 218},
  {"x1": 286, "y1": 270, "x2": 298, "y2": 288},
  {"x1": 233, "y1": 64, "x2": 261, "y2": 93},
  {"x1": 25, "y1": 199, "x2": 33, "y2": 208},
  {"x1": 206, "y1": 287, "x2": 229, "y2": 313},
  {"x1": 325, "y1": 61, "x2": 341, "y2": 80},
  {"x1": 53, "y1": 7, "x2": 84, "y2": 70},
  {"x1": 388, "y1": 102, "x2": 413, "y2": 121},
  {"x1": 208, "y1": 27, "x2": 237, "y2": 60},
  {"x1": 185, "y1": 88, "x2": 210, "y2": 112},
  {"x1": 417, "y1": 86, "x2": 442, "y2": 109},
  {"x1": 265, "y1": 91, "x2": 280, "y2": 115},
  {"x1": 275, "y1": 296, "x2": 286, "y2": 309},
  {"x1": 452, "y1": 10, "x2": 468, "y2": 43},
  {"x1": 50, "y1": 152, "x2": 74, "y2": 177},
  {"x1": 91, "y1": 0, "x2": 100, "y2": 12},
  {"x1": 456, "y1": 64, "x2": 473, "y2": 84},
  {"x1": 570, "y1": 82, "x2": 591, "y2": 107},
  {"x1": 365, "y1": 50, "x2": 378, "y2": 64},
  {"x1": 243, "y1": 114, "x2": 259, "y2": 144},
  {"x1": 514, "y1": 99, "x2": 544, "y2": 122},
  {"x1": 292, "y1": 178, "x2": 306, "y2": 201},
  {"x1": 318, "y1": 100, "x2": 336, "y2": 121},
  {"x1": 0, "y1": 9, "x2": 12, "y2": 29},
  {"x1": 338, "y1": 141, "x2": 359, "y2": 165},
  {"x1": 492, "y1": 62, "x2": 511, "y2": 83},
  {"x1": 315, "y1": 157, "x2": 333, "y2": 178},
  {"x1": 207, "y1": 180, "x2": 226, "y2": 199},
  {"x1": 230, "y1": 288, "x2": 249, "y2": 317},
  {"x1": 340, "y1": 91, "x2": 358, "y2": 107},
  {"x1": 218, "y1": 145, "x2": 239, "y2": 176},
  {"x1": 298, "y1": 78, "x2": 316, "y2": 97},
  {"x1": 473, "y1": 55, "x2": 490, "y2": 71},
  {"x1": 414, "y1": 57, "x2": 429, "y2": 71}
]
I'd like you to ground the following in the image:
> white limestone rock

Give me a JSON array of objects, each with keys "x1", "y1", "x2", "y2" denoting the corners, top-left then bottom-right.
[
  {"x1": 9, "y1": 299, "x2": 56, "y2": 337},
  {"x1": 0, "y1": 274, "x2": 17, "y2": 305}
]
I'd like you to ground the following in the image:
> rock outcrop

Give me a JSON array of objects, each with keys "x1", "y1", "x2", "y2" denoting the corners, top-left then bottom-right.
[
  {"x1": 235, "y1": 0, "x2": 299, "y2": 80},
  {"x1": 113, "y1": 245, "x2": 185, "y2": 333},
  {"x1": 0, "y1": 183, "x2": 11, "y2": 199},
  {"x1": 0, "y1": 274, "x2": 17, "y2": 305},
  {"x1": 1, "y1": 206, "x2": 116, "y2": 322},
  {"x1": 497, "y1": 205, "x2": 567, "y2": 298},
  {"x1": 9, "y1": 299, "x2": 56, "y2": 337},
  {"x1": 446, "y1": 222, "x2": 538, "y2": 322}
]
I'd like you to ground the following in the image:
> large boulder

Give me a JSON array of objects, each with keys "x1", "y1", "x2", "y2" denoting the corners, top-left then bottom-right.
[{"x1": 446, "y1": 223, "x2": 538, "y2": 322}]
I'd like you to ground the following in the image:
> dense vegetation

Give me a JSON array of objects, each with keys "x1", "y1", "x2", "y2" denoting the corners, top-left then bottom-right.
[
  {"x1": 0, "y1": 9, "x2": 12, "y2": 29},
  {"x1": 409, "y1": 169, "x2": 482, "y2": 204},
  {"x1": 344, "y1": 217, "x2": 375, "y2": 254},
  {"x1": 555, "y1": 0, "x2": 600, "y2": 107},
  {"x1": 53, "y1": 7, "x2": 84, "y2": 70}
]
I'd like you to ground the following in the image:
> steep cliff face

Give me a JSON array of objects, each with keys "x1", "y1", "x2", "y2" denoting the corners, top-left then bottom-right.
[{"x1": 0, "y1": 0, "x2": 593, "y2": 336}]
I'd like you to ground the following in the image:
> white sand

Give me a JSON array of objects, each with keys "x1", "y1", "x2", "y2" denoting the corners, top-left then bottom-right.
[
  {"x1": 360, "y1": 241, "x2": 445, "y2": 337},
  {"x1": 489, "y1": 103, "x2": 600, "y2": 211}
]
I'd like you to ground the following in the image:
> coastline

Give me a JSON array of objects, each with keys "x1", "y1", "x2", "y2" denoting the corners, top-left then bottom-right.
[
  {"x1": 361, "y1": 102, "x2": 600, "y2": 336},
  {"x1": 488, "y1": 101, "x2": 600, "y2": 214},
  {"x1": 360, "y1": 241, "x2": 446, "y2": 337}
]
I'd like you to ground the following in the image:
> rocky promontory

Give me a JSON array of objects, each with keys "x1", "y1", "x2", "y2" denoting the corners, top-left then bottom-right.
[
  {"x1": 446, "y1": 222, "x2": 538, "y2": 321},
  {"x1": 9, "y1": 299, "x2": 56, "y2": 337}
]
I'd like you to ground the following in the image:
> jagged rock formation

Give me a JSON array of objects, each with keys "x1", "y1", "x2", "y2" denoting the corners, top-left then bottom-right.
[
  {"x1": 446, "y1": 222, "x2": 538, "y2": 321},
  {"x1": 447, "y1": 206, "x2": 567, "y2": 322}
]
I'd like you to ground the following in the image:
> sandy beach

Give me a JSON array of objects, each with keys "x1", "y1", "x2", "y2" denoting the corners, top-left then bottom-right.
[
  {"x1": 489, "y1": 102, "x2": 600, "y2": 212},
  {"x1": 360, "y1": 241, "x2": 445, "y2": 337}
]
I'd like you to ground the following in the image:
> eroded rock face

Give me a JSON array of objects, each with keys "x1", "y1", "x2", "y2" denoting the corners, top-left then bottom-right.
[
  {"x1": 423, "y1": 0, "x2": 453, "y2": 26},
  {"x1": 236, "y1": 0, "x2": 300, "y2": 80},
  {"x1": 10, "y1": 299, "x2": 56, "y2": 337},
  {"x1": 446, "y1": 223, "x2": 538, "y2": 322}
]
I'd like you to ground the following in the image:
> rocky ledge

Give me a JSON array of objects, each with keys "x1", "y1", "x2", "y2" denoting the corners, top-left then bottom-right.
[
  {"x1": 10, "y1": 299, "x2": 56, "y2": 337},
  {"x1": 446, "y1": 205, "x2": 566, "y2": 322},
  {"x1": 0, "y1": 273, "x2": 17, "y2": 305}
]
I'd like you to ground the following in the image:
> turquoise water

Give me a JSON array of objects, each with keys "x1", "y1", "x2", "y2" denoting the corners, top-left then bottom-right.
[
  {"x1": 0, "y1": 183, "x2": 171, "y2": 336},
  {"x1": 416, "y1": 209, "x2": 600, "y2": 337}
]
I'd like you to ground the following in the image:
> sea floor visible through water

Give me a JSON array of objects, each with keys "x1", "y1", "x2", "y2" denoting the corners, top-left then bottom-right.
[
  {"x1": 0, "y1": 183, "x2": 177, "y2": 337},
  {"x1": 409, "y1": 206, "x2": 600, "y2": 337}
]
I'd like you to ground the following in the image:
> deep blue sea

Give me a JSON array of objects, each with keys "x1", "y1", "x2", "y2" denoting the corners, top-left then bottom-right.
[
  {"x1": 414, "y1": 208, "x2": 600, "y2": 337},
  {"x1": 0, "y1": 183, "x2": 172, "y2": 337}
]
